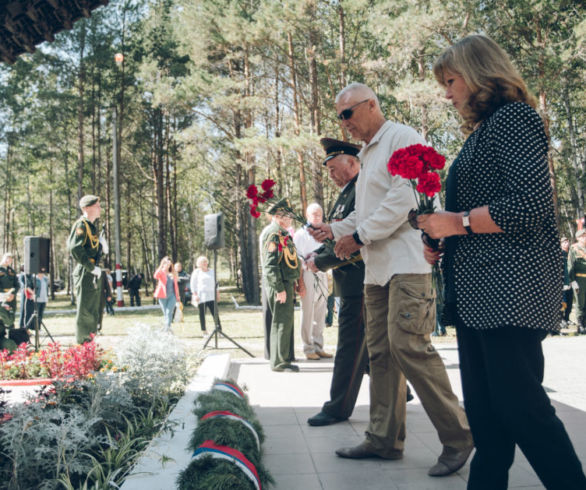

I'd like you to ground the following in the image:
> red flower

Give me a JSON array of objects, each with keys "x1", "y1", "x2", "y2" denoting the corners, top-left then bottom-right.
[
  {"x1": 246, "y1": 185, "x2": 258, "y2": 199},
  {"x1": 250, "y1": 206, "x2": 261, "y2": 218},
  {"x1": 416, "y1": 172, "x2": 442, "y2": 197},
  {"x1": 261, "y1": 179, "x2": 275, "y2": 191},
  {"x1": 261, "y1": 188, "x2": 274, "y2": 200}
]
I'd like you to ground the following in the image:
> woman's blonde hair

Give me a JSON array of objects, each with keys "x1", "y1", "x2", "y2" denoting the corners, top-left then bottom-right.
[
  {"x1": 159, "y1": 256, "x2": 174, "y2": 274},
  {"x1": 433, "y1": 34, "x2": 537, "y2": 133}
]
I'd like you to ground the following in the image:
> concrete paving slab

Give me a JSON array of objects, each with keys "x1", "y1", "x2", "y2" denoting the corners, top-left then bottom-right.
[{"x1": 235, "y1": 337, "x2": 586, "y2": 489}]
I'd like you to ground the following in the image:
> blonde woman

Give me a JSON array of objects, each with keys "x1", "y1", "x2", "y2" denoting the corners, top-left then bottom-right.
[
  {"x1": 153, "y1": 256, "x2": 180, "y2": 332},
  {"x1": 190, "y1": 256, "x2": 220, "y2": 336},
  {"x1": 419, "y1": 35, "x2": 586, "y2": 489}
]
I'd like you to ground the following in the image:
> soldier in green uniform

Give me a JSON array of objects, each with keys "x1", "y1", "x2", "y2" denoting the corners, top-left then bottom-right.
[
  {"x1": 568, "y1": 229, "x2": 586, "y2": 334},
  {"x1": 67, "y1": 195, "x2": 104, "y2": 343},
  {"x1": 0, "y1": 252, "x2": 20, "y2": 351},
  {"x1": 262, "y1": 199, "x2": 305, "y2": 372}
]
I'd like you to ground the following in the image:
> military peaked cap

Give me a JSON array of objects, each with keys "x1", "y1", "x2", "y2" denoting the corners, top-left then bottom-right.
[
  {"x1": 268, "y1": 198, "x2": 291, "y2": 215},
  {"x1": 79, "y1": 195, "x2": 100, "y2": 209},
  {"x1": 320, "y1": 137, "x2": 362, "y2": 166}
]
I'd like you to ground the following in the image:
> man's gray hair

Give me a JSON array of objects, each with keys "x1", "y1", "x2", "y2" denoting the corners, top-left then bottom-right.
[
  {"x1": 306, "y1": 202, "x2": 323, "y2": 216},
  {"x1": 335, "y1": 82, "x2": 380, "y2": 107}
]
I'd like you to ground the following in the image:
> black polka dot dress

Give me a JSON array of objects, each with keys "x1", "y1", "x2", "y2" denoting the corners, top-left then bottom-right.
[{"x1": 445, "y1": 102, "x2": 562, "y2": 332}]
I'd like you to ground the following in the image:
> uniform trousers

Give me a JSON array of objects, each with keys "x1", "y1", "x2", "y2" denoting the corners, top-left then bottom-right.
[
  {"x1": 299, "y1": 269, "x2": 328, "y2": 354},
  {"x1": 261, "y1": 280, "x2": 272, "y2": 359},
  {"x1": 364, "y1": 273, "x2": 472, "y2": 455},
  {"x1": 322, "y1": 295, "x2": 368, "y2": 420},
  {"x1": 267, "y1": 281, "x2": 296, "y2": 370},
  {"x1": 456, "y1": 320, "x2": 586, "y2": 490},
  {"x1": 575, "y1": 277, "x2": 586, "y2": 324},
  {"x1": 73, "y1": 265, "x2": 102, "y2": 344}
]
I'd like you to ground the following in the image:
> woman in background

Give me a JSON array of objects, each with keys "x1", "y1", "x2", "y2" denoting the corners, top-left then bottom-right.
[
  {"x1": 153, "y1": 256, "x2": 179, "y2": 332},
  {"x1": 190, "y1": 256, "x2": 220, "y2": 337}
]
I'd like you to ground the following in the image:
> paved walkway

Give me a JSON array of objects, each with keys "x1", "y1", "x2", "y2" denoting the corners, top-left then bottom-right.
[{"x1": 232, "y1": 336, "x2": 586, "y2": 490}]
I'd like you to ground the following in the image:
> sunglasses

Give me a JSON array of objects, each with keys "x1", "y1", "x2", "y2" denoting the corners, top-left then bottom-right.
[{"x1": 337, "y1": 99, "x2": 370, "y2": 120}]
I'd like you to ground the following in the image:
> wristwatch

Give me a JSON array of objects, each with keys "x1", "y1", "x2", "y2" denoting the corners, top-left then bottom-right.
[
  {"x1": 352, "y1": 231, "x2": 364, "y2": 246},
  {"x1": 462, "y1": 211, "x2": 473, "y2": 235}
]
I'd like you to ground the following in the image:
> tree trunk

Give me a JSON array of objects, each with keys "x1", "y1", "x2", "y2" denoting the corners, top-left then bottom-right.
[
  {"x1": 153, "y1": 108, "x2": 167, "y2": 260},
  {"x1": 308, "y1": 14, "x2": 323, "y2": 206},
  {"x1": 562, "y1": 80, "x2": 584, "y2": 219},
  {"x1": 288, "y1": 32, "x2": 308, "y2": 212},
  {"x1": 76, "y1": 24, "x2": 86, "y2": 202}
]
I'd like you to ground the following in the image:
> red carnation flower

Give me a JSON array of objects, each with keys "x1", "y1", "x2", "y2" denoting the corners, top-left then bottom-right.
[
  {"x1": 261, "y1": 179, "x2": 275, "y2": 191},
  {"x1": 416, "y1": 172, "x2": 441, "y2": 197},
  {"x1": 250, "y1": 206, "x2": 261, "y2": 218},
  {"x1": 261, "y1": 188, "x2": 274, "y2": 200},
  {"x1": 246, "y1": 185, "x2": 258, "y2": 199}
]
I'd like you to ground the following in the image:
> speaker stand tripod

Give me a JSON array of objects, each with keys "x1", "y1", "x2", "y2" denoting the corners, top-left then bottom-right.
[
  {"x1": 25, "y1": 274, "x2": 55, "y2": 350},
  {"x1": 202, "y1": 249, "x2": 254, "y2": 358}
]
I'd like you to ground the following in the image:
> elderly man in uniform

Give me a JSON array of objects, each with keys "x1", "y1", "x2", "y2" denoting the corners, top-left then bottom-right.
[
  {"x1": 262, "y1": 198, "x2": 305, "y2": 372},
  {"x1": 310, "y1": 83, "x2": 473, "y2": 477},
  {"x1": 0, "y1": 253, "x2": 20, "y2": 350},
  {"x1": 67, "y1": 195, "x2": 107, "y2": 344},
  {"x1": 568, "y1": 229, "x2": 586, "y2": 334},
  {"x1": 304, "y1": 138, "x2": 368, "y2": 426}
]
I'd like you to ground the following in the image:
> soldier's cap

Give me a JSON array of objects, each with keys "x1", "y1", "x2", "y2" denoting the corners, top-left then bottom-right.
[
  {"x1": 320, "y1": 137, "x2": 361, "y2": 166},
  {"x1": 79, "y1": 195, "x2": 100, "y2": 209},
  {"x1": 561, "y1": 236, "x2": 569, "y2": 242},
  {"x1": 268, "y1": 198, "x2": 291, "y2": 216},
  {"x1": 576, "y1": 229, "x2": 586, "y2": 238}
]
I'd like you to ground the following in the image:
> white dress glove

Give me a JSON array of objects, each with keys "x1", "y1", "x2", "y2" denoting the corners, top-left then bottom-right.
[
  {"x1": 92, "y1": 266, "x2": 102, "y2": 277},
  {"x1": 572, "y1": 281, "x2": 579, "y2": 292},
  {"x1": 99, "y1": 235, "x2": 109, "y2": 254}
]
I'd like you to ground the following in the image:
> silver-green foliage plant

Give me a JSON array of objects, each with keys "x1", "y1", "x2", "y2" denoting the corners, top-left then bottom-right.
[{"x1": 0, "y1": 324, "x2": 191, "y2": 490}]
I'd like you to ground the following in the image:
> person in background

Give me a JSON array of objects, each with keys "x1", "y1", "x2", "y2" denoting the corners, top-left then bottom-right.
[
  {"x1": 293, "y1": 203, "x2": 332, "y2": 361},
  {"x1": 35, "y1": 268, "x2": 49, "y2": 325},
  {"x1": 569, "y1": 229, "x2": 586, "y2": 335},
  {"x1": 419, "y1": 34, "x2": 586, "y2": 488},
  {"x1": 174, "y1": 262, "x2": 190, "y2": 305},
  {"x1": 18, "y1": 266, "x2": 35, "y2": 330},
  {"x1": 67, "y1": 195, "x2": 105, "y2": 343},
  {"x1": 560, "y1": 236, "x2": 573, "y2": 329},
  {"x1": 104, "y1": 268, "x2": 115, "y2": 316},
  {"x1": 128, "y1": 272, "x2": 143, "y2": 307},
  {"x1": 153, "y1": 256, "x2": 179, "y2": 333},
  {"x1": 190, "y1": 256, "x2": 221, "y2": 337},
  {"x1": 263, "y1": 199, "x2": 305, "y2": 372},
  {"x1": 0, "y1": 253, "x2": 19, "y2": 351},
  {"x1": 259, "y1": 214, "x2": 275, "y2": 358}
]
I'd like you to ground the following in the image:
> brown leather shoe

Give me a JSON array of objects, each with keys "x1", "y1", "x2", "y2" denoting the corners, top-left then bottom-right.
[
  {"x1": 428, "y1": 445, "x2": 474, "y2": 477},
  {"x1": 306, "y1": 352, "x2": 321, "y2": 360},
  {"x1": 316, "y1": 350, "x2": 333, "y2": 358},
  {"x1": 335, "y1": 441, "x2": 403, "y2": 460}
]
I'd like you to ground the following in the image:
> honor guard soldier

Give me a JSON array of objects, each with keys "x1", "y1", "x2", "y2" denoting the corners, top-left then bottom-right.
[
  {"x1": 568, "y1": 229, "x2": 586, "y2": 334},
  {"x1": 262, "y1": 198, "x2": 305, "y2": 372},
  {"x1": 0, "y1": 253, "x2": 20, "y2": 351},
  {"x1": 67, "y1": 195, "x2": 106, "y2": 343}
]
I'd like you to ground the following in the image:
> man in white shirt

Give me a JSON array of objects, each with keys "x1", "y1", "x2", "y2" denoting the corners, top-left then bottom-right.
[
  {"x1": 293, "y1": 203, "x2": 332, "y2": 360},
  {"x1": 310, "y1": 83, "x2": 473, "y2": 477}
]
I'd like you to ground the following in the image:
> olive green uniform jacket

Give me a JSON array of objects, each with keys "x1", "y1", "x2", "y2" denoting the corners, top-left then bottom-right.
[
  {"x1": 262, "y1": 221, "x2": 301, "y2": 370},
  {"x1": 0, "y1": 265, "x2": 20, "y2": 344},
  {"x1": 67, "y1": 217, "x2": 103, "y2": 343}
]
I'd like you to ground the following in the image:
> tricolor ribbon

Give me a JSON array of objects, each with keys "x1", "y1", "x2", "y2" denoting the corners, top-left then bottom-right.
[
  {"x1": 200, "y1": 410, "x2": 260, "y2": 451},
  {"x1": 192, "y1": 440, "x2": 261, "y2": 490},
  {"x1": 212, "y1": 381, "x2": 245, "y2": 399}
]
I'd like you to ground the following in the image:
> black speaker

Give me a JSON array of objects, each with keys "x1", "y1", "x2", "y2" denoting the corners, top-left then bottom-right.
[
  {"x1": 24, "y1": 236, "x2": 50, "y2": 274},
  {"x1": 204, "y1": 213, "x2": 225, "y2": 250}
]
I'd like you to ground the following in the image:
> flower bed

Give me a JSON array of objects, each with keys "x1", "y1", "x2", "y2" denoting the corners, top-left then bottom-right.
[
  {"x1": 0, "y1": 325, "x2": 194, "y2": 490},
  {"x1": 0, "y1": 335, "x2": 106, "y2": 381}
]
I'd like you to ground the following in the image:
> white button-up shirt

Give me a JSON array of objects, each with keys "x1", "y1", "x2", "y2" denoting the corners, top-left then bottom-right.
[{"x1": 330, "y1": 120, "x2": 431, "y2": 286}]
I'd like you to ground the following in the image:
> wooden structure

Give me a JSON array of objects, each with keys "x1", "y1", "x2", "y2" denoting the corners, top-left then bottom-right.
[{"x1": 0, "y1": 0, "x2": 108, "y2": 64}]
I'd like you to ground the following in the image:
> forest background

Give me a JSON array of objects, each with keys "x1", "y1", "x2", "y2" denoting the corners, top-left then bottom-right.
[{"x1": 0, "y1": 0, "x2": 584, "y2": 304}]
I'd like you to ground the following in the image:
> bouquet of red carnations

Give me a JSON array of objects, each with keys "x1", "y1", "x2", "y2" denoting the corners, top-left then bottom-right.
[{"x1": 387, "y1": 143, "x2": 446, "y2": 250}]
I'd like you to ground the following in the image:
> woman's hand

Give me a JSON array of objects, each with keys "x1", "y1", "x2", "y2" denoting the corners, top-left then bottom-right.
[
  {"x1": 276, "y1": 290, "x2": 287, "y2": 304},
  {"x1": 423, "y1": 243, "x2": 443, "y2": 266},
  {"x1": 417, "y1": 211, "x2": 465, "y2": 239}
]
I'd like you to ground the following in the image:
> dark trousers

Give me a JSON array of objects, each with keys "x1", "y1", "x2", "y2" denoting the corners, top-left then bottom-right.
[
  {"x1": 456, "y1": 320, "x2": 586, "y2": 490},
  {"x1": 325, "y1": 294, "x2": 336, "y2": 326},
  {"x1": 37, "y1": 302, "x2": 46, "y2": 325},
  {"x1": 322, "y1": 295, "x2": 367, "y2": 419},
  {"x1": 198, "y1": 301, "x2": 220, "y2": 331},
  {"x1": 19, "y1": 298, "x2": 35, "y2": 329},
  {"x1": 129, "y1": 288, "x2": 141, "y2": 307}
]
